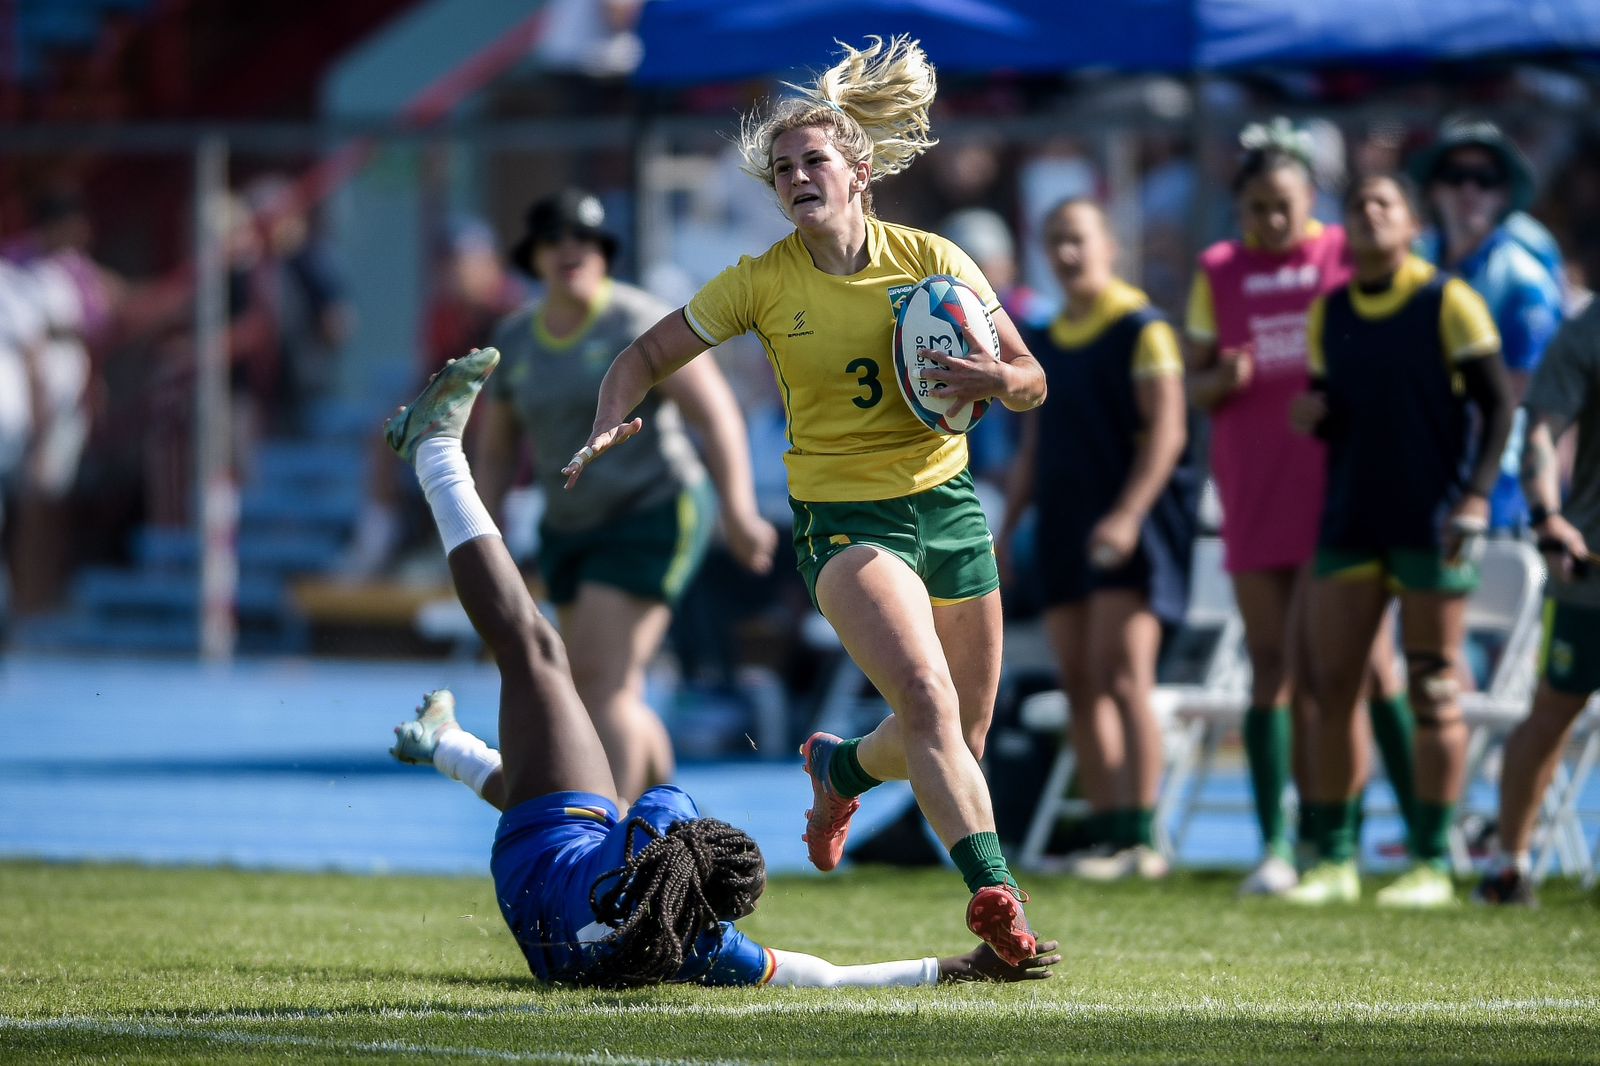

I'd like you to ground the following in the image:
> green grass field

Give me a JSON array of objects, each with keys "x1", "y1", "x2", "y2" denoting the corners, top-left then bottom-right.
[{"x1": 2, "y1": 860, "x2": 1598, "y2": 1064}]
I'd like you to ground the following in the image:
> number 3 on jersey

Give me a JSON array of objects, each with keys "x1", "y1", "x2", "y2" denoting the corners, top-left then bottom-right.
[{"x1": 846, "y1": 357, "x2": 881, "y2": 409}]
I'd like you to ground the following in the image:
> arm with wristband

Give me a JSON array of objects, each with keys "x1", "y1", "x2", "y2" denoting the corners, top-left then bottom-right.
[{"x1": 1521, "y1": 319, "x2": 1594, "y2": 579}]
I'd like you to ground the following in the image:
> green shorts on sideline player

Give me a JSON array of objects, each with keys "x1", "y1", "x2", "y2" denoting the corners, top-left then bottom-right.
[
  {"x1": 1313, "y1": 545, "x2": 1480, "y2": 594},
  {"x1": 1541, "y1": 599, "x2": 1600, "y2": 696},
  {"x1": 538, "y1": 478, "x2": 715, "y2": 606},
  {"x1": 790, "y1": 468, "x2": 999, "y2": 609}
]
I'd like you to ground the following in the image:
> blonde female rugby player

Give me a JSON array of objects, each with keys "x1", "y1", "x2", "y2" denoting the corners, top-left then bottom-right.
[
  {"x1": 563, "y1": 36, "x2": 1047, "y2": 964},
  {"x1": 384, "y1": 349, "x2": 1059, "y2": 987}
]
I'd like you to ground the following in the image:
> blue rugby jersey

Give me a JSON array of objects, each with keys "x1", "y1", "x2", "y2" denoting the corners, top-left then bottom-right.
[
  {"x1": 1423, "y1": 225, "x2": 1563, "y2": 529},
  {"x1": 490, "y1": 785, "x2": 775, "y2": 986}
]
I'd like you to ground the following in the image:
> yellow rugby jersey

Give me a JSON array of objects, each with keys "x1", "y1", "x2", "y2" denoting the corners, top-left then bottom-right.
[{"x1": 684, "y1": 217, "x2": 999, "y2": 503}]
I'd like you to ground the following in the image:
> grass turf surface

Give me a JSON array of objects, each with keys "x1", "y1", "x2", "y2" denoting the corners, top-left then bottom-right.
[{"x1": 1, "y1": 861, "x2": 1597, "y2": 1064}]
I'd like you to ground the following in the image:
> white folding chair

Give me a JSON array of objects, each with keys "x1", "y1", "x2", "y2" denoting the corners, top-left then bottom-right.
[
  {"x1": 1017, "y1": 536, "x2": 1250, "y2": 869},
  {"x1": 1450, "y1": 539, "x2": 1548, "y2": 874},
  {"x1": 1531, "y1": 698, "x2": 1600, "y2": 885}
]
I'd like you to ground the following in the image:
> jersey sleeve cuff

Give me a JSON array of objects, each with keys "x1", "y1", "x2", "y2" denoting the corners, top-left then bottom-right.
[{"x1": 681, "y1": 306, "x2": 721, "y2": 348}]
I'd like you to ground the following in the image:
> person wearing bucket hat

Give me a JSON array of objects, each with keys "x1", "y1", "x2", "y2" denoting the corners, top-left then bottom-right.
[
  {"x1": 1411, "y1": 116, "x2": 1564, "y2": 534},
  {"x1": 476, "y1": 187, "x2": 777, "y2": 803},
  {"x1": 508, "y1": 188, "x2": 620, "y2": 276}
]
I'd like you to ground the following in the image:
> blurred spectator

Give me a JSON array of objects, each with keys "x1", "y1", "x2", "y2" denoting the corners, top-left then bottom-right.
[
  {"x1": 1001, "y1": 199, "x2": 1196, "y2": 880},
  {"x1": 0, "y1": 258, "x2": 47, "y2": 641},
  {"x1": 341, "y1": 218, "x2": 526, "y2": 580},
  {"x1": 938, "y1": 207, "x2": 1040, "y2": 488},
  {"x1": 537, "y1": 0, "x2": 644, "y2": 78},
  {"x1": 1476, "y1": 297, "x2": 1600, "y2": 908},
  {"x1": 1287, "y1": 172, "x2": 1512, "y2": 908},
  {"x1": 1018, "y1": 138, "x2": 1097, "y2": 311},
  {"x1": 1185, "y1": 119, "x2": 1411, "y2": 896},
  {"x1": 2, "y1": 190, "x2": 119, "y2": 611},
  {"x1": 474, "y1": 188, "x2": 774, "y2": 798},
  {"x1": 244, "y1": 175, "x2": 353, "y2": 435},
  {"x1": 1411, "y1": 116, "x2": 1564, "y2": 533},
  {"x1": 143, "y1": 193, "x2": 278, "y2": 527}
]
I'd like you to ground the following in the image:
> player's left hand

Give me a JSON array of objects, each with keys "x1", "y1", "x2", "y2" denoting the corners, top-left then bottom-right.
[
  {"x1": 1088, "y1": 509, "x2": 1140, "y2": 570},
  {"x1": 913, "y1": 318, "x2": 1007, "y2": 407},
  {"x1": 561, "y1": 418, "x2": 644, "y2": 489},
  {"x1": 939, "y1": 939, "x2": 1061, "y2": 983},
  {"x1": 724, "y1": 507, "x2": 779, "y2": 575}
]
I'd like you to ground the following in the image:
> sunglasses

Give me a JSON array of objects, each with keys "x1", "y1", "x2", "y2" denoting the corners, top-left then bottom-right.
[{"x1": 1436, "y1": 167, "x2": 1506, "y2": 190}]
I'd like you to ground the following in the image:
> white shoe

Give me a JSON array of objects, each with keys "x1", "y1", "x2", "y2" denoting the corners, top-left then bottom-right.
[
  {"x1": 1067, "y1": 844, "x2": 1169, "y2": 882},
  {"x1": 1282, "y1": 860, "x2": 1360, "y2": 905},
  {"x1": 1375, "y1": 863, "x2": 1456, "y2": 909},
  {"x1": 1238, "y1": 855, "x2": 1299, "y2": 897}
]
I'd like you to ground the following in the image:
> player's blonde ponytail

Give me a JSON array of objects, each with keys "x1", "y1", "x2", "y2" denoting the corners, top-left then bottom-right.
[{"x1": 738, "y1": 35, "x2": 939, "y2": 214}]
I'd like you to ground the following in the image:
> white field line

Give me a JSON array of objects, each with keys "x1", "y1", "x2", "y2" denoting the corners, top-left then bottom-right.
[
  {"x1": 0, "y1": 1016, "x2": 745, "y2": 1066},
  {"x1": 5, "y1": 997, "x2": 1598, "y2": 1031}
]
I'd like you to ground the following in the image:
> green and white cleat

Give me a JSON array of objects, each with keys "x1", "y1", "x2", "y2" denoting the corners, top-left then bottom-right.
[
  {"x1": 1281, "y1": 860, "x2": 1360, "y2": 905},
  {"x1": 384, "y1": 347, "x2": 501, "y2": 463},
  {"x1": 1375, "y1": 863, "x2": 1456, "y2": 909},
  {"x1": 389, "y1": 689, "x2": 459, "y2": 765}
]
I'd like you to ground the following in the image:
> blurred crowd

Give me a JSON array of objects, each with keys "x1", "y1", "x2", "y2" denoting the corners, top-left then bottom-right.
[{"x1": 1, "y1": 80, "x2": 1598, "y2": 784}]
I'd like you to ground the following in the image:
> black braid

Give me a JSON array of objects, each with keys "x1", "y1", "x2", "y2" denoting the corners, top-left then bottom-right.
[{"x1": 583, "y1": 816, "x2": 766, "y2": 987}]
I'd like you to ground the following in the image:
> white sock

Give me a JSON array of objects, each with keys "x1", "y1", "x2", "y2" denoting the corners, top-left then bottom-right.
[
  {"x1": 415, "y1": 437, "x2": 500, "y2": 554},
  {"x1": 433, "y1": 728, "x2": 502, "y2": 798}
]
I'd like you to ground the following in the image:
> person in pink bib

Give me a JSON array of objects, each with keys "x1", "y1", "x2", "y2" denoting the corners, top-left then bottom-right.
[{"x1": 1185, "y1": 119, "x2": 1412, "y2": 896}]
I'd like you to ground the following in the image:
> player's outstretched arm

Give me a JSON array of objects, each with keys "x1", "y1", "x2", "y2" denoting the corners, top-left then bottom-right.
[
  {"x1": 562, "y1": 309, "x2": 709, "y2": 489},
  {"x1": 763, "y1": 940, "x2": 1059, "y2": 988},
  {"x1": 937, "y1": 940, "x2": 1060, "y2": 983}
]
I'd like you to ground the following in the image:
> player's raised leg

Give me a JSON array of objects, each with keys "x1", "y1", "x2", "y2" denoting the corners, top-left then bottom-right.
[{"x1": 385, "y1": 347, "x2": 618, "y2": 810}]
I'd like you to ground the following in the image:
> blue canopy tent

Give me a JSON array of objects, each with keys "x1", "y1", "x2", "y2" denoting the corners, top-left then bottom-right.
[{"x1": 634, "y1": 0, "x2": 1600, "y2": 84}]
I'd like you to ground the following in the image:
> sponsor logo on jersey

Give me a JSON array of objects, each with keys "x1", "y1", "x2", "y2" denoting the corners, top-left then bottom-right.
[
  {"x1": 1243, "y1": 263, "x2": 1322, "y2": 296},
  {"x1": 787, "y1": 308, "x2": 814, "y2": 338}
]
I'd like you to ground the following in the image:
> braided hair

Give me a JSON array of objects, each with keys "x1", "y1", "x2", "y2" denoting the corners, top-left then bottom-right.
[{"x1": 584, "y1": 816, "x2": 766, "y2": 987}]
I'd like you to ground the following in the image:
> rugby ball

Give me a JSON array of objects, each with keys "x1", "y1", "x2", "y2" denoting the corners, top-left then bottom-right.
[{"x1": 892, "y1": 275, "x2": 1000, "y2": 435}]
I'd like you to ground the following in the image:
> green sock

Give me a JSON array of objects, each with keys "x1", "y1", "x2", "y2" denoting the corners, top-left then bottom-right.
[
  {"x1": 1414, "y1": 801, "x2": 1454, "y2": 870},
  {"x1": 1086, "y1": 811, "x2": 1118, "y2": 846},
  {"x1": 950, "y1": 832, "x2": 1017, "y2": 893},
  {"x1": 1310, "y1": 800, "x2": 1360, "y2": 864},
  {"x1": 1296, "y1": 803, "x2": 1321, "y2": 864},
  {"x1": 827, "y1": 738, "x2": 881, "y2": 799},
  {"x1": 1133, "y1": 808, "x2": 1156, "y2": 848},
  {"x1": 1368, "y1": 693, "x2": 1418, "y2": 844},
  {"x1": 1243, "y1": 705, "x2": 1292, "y2": 859}
]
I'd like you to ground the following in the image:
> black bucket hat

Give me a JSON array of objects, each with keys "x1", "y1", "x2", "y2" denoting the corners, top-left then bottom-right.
[
  {"x1": 508, "y1": 188, "x2": 620, "y2": 276},
  {"x1": 1407, "y1": 116, "x2": 1535, "y2": 213}
]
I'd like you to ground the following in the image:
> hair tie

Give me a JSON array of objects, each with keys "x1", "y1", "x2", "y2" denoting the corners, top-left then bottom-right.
[{"x1": 1239, "y1": 116, "x2": 1314, "y2": 165}]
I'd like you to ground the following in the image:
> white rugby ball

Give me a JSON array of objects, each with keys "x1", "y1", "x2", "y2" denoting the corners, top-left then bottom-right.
[{"x1": 892, "y1": 274, "x2": 999, "y2": 435}]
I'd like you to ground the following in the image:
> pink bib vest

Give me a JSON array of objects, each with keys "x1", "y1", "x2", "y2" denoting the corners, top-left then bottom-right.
[{"x1": 1200, "y1": 225, "x2": 1349, "y2": 573}]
